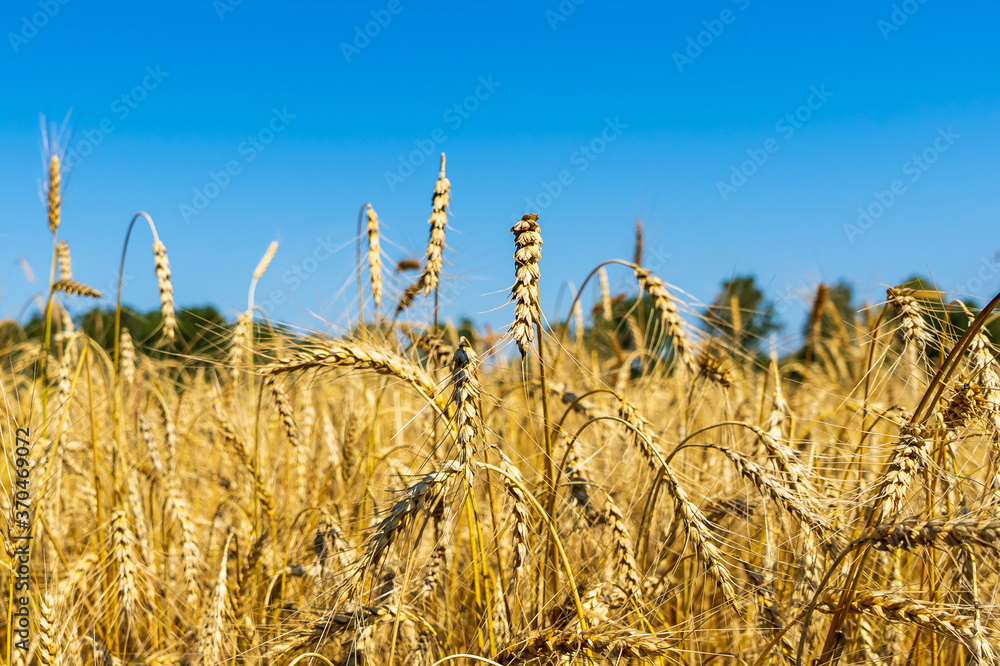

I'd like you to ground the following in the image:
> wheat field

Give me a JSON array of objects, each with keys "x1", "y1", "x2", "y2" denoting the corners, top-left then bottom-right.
[{"x1": 2, "y1": 150, "x2": 999, "y2": 666}]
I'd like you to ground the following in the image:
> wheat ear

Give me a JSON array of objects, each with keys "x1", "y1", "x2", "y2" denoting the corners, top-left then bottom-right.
[
  {"x1": 448, "y1": 337, "x2": 481, "y2": 482},
  {"x1": 214, "y1": 402, "x2": 276, "y2": 524},
  {"x1": 265, "y1": 340, "x2": 448, "y2": 414},
  {"x1": 599, "y1": 267, "x2": 613, "y2": 320},
  {"x1": 604, "y1": 492, "x2": 641, "y2": 598},
  {"x1": 420, "y1": 153, "x2": 450, "y2": 296},
  {"x1": 56, "y1": 239, "x2": 71, "y2": 280},
  {"x1": 47, "y1": 154, "x2": 60, "y2": 233},
  {"x1": 496, "y1": 629, "x2": 672, "y2": 664},
  {"x1": 52, "y1": 280, "x2": 101, "y2": 298},
  {"x1": 363, "y1": 460, "x2": 461, "y2": 580},
  {"x1": 366, "y1": 203, "x2": 383, "y2": 308},
  {"x1": 200, "y1": 535, "x2": 233, "y2": 665},
  {"x1": 496, "y1": 451, "x2": 532, "y2": 594},
  {"x1": 151, "y1": 229, "x2": 176, "y2": 340},
  {"x1": 228, "y1": 310, "x2": 251, "y2": 388},
  {"x1": 266, "y1": 375, "x2": 301, "y2": 449},
  {"x1": 819, "y1": 592, "x2": 990, "y2": 660},
  {"x1": 866, "y1": 514, "x2": 1000, "y2": 551},
  {"x1": 871, "y1": 423, "x2": 931, "y2": 521},
  {"x1": 634, "y1": 266, "x2": 695, "y2": 372},
  {"x1": 887, "y1": 286, "x2": 927, "y2": 351},
  {"x1": 509, "y1": 214, "x2": 542, "y2": 356},
  {"x1": 715, "y1": 446, "x2": 832, "y2": 542},
  {"x1": 119, "y1": 328, "x2": 136, "y2": 386},
  {"x1": 37, "y1": 592, "x2": 58, "y2": 666},
  {"x1": 617, "y1": 398, "x2": 741, "y2": 611},
  {"x1": 109, "y1": 508, "x2": 141, "y2": 623}
]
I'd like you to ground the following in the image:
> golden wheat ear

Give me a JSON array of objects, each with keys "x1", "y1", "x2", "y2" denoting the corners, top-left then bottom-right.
[
  {"x1": 52, "y1": 279, "x2": 101, "y2": 298},
  {"x1": 151, "y1": 234, "x2": 176, "y2": 341},
  {"x1": 248, "y1": 240, "x2": 278, "y2": 310},
  {"x1": 509, "y1": 213, "x2": 542, "y2": 357},
  {"x1": 47, "y1": 153, "x2": 60, "y2": 234},
  {"x1": 120, "y1": 327, "x2": 136, "y2": 386},
  {"x1": 366, "y1": 203, "x2": 382, "y2": 308},
  {"x1": 56, "y1": 239, "x2": 71, "y2": 280},
  {"x1": 598, "y1": 267, "x2": 613, "y2": 320},
  {"x1": 420, "y1": 152, "x2": 450, "y2": 297},
  {"x1": 634, "y1": 265, "x2": 694, "y2": 373}
]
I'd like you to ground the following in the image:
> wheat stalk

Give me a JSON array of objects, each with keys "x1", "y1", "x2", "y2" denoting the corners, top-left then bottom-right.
[
  {"x1": 497, "y1": 451, "x2": 532, "y2": 593},
  {"x1": 214, "y1": 402, "x2": 276, "y2": 523},
  {"x1": 200, "y1": 535, "x2": 232, "y2": 666},
  {"x1": 363, "y1": 460, "x2": 461, "y2": 581},
  {"x1": 119, "y1": 328, "x2": 136, "y2": 386},
  {"x1": 56, "y1": 239, "x2": 71, "y2": 280},
  {"x1": 633, "y1": 218, "x2": 643, "y2": 266},
  {"x1": 37, "y1": 592, "x2": 59, "y2": 666},
  {"x1": 599, "y1": 266, "x2": 613, "y2": 320},
  {"x1": 604, "y1": 492, "x2": 641, "y2": 598},
  {"x1": 819, "y1": 592, "x2": 991, "y2": 661},
  {"x1": 871, "y1": 423, "x2": 931, "y2": 521},
  {"x1": 419, "y1": 153, "x2": 450, "y2": 296},
  {"x1": 509, "y1": 214, "x2": 542, "y2": 356},
  {"x1": 252, "y1": 240, "x2": 278, "y2": 282},
  {"x1": 496, "y1": 629, "x2": 673, "y2": 664},
  {"x1": 866, "y1": 514, "x2": 1000, "y2": 551},
  {"x1": 47, "y1": 154, "x2": 60, "y2": 233},
  {"x1": 634, "y1": 266, "x2": 694, "y2": 372},
  {"x1": 715, "y1": 445, "x2": 832, "y2": 542},
  {"x1": 266, "y1": 375, "x2": 301, "y2": 449},
  {"x1": 887, "y1": 286, "x2": 927, "y2": 351},
  {"x1": 52, "y1": 279, "x2": 101, "y2": 298},
  {"x1": 366, "y1": 203, "x2": 383, "y2": 308},
  {"x1": 447, "y1": 337, "x2": 481, "y2": 482},
  {"x1": 617, "y1": 398, "x2": 741, "y2": 611},
  {"x1": 151, "y1": 231, "x2": 176, "y2": 340},
  {"x1": 265, "y1": 340, "x2": 448, "y2": 414},
  {"x1": 109, "y1": 508, "x2": 141, "y2": 624}
]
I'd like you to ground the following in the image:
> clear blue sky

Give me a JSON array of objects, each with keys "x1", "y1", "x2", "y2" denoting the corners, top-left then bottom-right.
[{"x1": 2, "y1": 1, "x2": 998, "y2": 348}]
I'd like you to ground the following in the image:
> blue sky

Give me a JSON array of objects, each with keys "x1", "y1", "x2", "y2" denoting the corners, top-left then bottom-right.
[{"x1": 2, "y1": 1, "x2": 998, "y2": 348}]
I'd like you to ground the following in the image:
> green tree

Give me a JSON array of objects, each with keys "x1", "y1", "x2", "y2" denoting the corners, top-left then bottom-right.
[
  {"x1": 23, "y1": 304, "x2": 234, "y2": 366},
  {"x1": 703, "y1": 275, "x2": 780, "y2": 352}
]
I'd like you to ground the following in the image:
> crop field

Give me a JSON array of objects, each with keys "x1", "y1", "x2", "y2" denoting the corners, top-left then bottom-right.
[{"x1": 2, "y1": 150, "x2": 999, "y2": 666}]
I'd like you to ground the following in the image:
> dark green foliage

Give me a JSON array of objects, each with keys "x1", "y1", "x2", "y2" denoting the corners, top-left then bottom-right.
[
  {"x1": 703, "y1": 275, "x2": 779, "y2": 352},
  {"x1": 23, "y1": 304, "x2": 234, "y2": 366}
]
